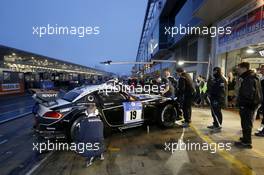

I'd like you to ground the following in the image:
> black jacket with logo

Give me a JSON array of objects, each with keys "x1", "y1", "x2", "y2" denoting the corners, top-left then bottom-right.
[
  {"x1": 177, "y1": 72, "x2": 195, "y2": 101},
  {"x1": 237, "y1": 70, "x2": 262, "y2": 108},
  {"x1": 207, "y1": 75, "x2": 227, "y2": 107}
]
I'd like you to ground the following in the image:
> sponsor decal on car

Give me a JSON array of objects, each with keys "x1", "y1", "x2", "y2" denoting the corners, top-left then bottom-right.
[{"x1": 123, "y1": 101, "x2": 143, "y2": 124}]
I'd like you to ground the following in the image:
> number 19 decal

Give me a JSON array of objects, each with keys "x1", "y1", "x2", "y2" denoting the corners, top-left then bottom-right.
[
  {"x1": 123, "y1": 102, "x2": 142, "y2": 124},
  {"x1": 130, "y1": 110, "x2": 137, "y2": 120}
]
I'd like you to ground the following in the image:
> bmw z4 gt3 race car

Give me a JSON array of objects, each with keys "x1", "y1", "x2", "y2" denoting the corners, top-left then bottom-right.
[{"x1": 32, "y1": 82, "x2": 180, "y2": 140}]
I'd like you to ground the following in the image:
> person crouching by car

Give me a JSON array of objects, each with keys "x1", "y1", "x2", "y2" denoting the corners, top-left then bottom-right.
[
  {"x1": 74, "y1": 102, "x2": 105, "y2": 167},
  {"x1": 207, "y1": 67, "x2": 227, "y2": 132},
  {"x1": 176, "y1": 68, "x2": 195, "y2": 128},
  {"x1": 235, "y1": 62, "x2": 262, "y2": 149}
]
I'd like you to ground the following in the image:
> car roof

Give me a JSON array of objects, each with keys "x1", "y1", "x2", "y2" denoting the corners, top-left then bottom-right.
[{"x1": 72, "y1": 83, "x2": 119, "y2": 102}]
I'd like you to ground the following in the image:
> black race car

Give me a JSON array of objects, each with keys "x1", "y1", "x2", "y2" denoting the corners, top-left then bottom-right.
[{"x1": 32, "y1": 82, "x2": 180, "y2": 140}]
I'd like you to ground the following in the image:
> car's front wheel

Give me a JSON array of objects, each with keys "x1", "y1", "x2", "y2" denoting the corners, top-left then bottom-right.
[{"x1": 160, "y1": 104, "x2": 177, "y2": 128}]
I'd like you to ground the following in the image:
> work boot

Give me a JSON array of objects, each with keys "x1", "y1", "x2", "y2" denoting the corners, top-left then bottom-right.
[
  {"x1": 255, "y1": 130, "x2": 264, "y2": 137},
  {"x1": 207, "y1": 125, "x2": 216, "y2": 129},
  {"x1": 182, "y1": 122, "x2": 190, "y2": 128},
  {"x1": 100, "y1": 153, "x2": 105, "y2": 160},
  {"x1": 257, "y1": 124, "x2": 264, "y2": 132},
  {"x1": 213, "y1": 126, "x2": 222, "y2": 131},
  {"x1": 86, "y1": 157, "x2": 94, "y2": 167},
  {"x1": 234, "y1": 141, "x2": 252, "y2": 149}
]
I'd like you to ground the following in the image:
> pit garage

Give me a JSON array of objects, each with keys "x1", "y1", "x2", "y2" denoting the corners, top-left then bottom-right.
[{"x1": 0, "y1": 45, "x2": 113, "y2": 95}]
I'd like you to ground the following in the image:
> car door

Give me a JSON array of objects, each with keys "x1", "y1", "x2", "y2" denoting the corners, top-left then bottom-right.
[{"x1": 97, "y1": 91, "x2": 127, "y2": 126}]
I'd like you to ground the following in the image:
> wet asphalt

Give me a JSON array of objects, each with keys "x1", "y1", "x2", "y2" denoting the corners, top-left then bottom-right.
[{"x1": 0, "y1": 95, "x2": 263, "y2": 175}]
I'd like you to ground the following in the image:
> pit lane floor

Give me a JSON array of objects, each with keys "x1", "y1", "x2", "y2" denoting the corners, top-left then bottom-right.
[
  {"x1": 1, "y1": 108, "x2": 264, "y2": 175},
  {"x1": 0, "y1": 94, "x2": 34, "y2": 124},
  {"x1": 0, "y1": 114, "x2": 49, "y2": 175}
]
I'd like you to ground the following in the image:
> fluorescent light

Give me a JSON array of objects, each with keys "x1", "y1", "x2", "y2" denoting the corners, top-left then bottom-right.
[
  {"x1": 259, "y1": 50, "x2": 264, "y2": 57},
  {"x1": 178, "y1": 61, "x2": 184, "y2": 65},
  {"x1": 246, "y1": 48, "x2": 255, "y2": 54}
]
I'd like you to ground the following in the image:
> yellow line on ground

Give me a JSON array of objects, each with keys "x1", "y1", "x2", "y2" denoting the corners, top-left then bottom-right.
[
  {"x1": 194, "y1": 108, "x2": 264, "y2": 158},
  {"x1": 108, "y1": 147, "x2": 120, "y2": 152},
  {"x1": 226, "y1": 135, "x2": 264, "y2": 158},
  {"x1": 190, "y1": 125, "x2": 256, "y2": 175},
  {"x1": 251, "y1": 148, "x2": 264, "y2": 158}
]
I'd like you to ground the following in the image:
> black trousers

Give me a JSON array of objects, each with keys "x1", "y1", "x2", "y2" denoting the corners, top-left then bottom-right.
[
  {"x1": 261, "y1": 104, "x2": 264, "y2": 125},
  {"x1": 210, "y1": 99, "x2": 223, "y2": 127},
  {"x1": 239, "y1": 106, "x2": 255, "y2": 144},
  {"x1": 182, "y1": 99, "x2": 192, "y2": 123}
]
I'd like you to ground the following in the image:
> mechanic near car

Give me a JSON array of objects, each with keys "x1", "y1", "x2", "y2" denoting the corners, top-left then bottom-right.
[
  {"x1": 74, "y1": 101, "x2": 105, "y2": 167},
  {"x1": 207, "y1": 67, "x2": 227, "y2": 132},
  {"x1": 235, "y1": 62, "x2": 262, "y2": 149},
  {"x1": 161, "y1": 69, "x2": 177, "y2": 99},
  {"x1": 176, "y1": 68, "x2": 195, "y2": 128}
]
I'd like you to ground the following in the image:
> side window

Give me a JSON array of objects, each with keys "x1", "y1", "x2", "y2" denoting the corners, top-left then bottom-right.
[
  {"x1": 98, "y1": 92, "x2": 127, "y2": 104},
  {"x1": 76, "y1": 94, "x2": 96, "y2": 103}
]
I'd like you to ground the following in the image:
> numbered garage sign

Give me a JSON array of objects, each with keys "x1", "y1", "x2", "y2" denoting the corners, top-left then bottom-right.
[{"x1": 123, "y1": 101, "x2": 143, "y2": 124}]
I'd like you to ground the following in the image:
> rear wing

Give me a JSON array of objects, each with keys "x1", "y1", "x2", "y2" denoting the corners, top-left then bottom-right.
[{"x1": 32, "y1": 90, "x2": 59, "y2": 106}]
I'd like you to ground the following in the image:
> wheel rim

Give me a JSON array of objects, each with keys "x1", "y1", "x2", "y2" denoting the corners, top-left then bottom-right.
[
  {"x1": 162, "y1": 105, "x2": 177, "y2": 126},
  {"x1": 70, "y1": 117, "x2": 83, "y2": 141}
]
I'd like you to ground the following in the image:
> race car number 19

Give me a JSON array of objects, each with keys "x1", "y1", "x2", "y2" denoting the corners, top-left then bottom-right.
[{"x1": 123, "y1": 102, "x2": 143, "y2": 124}]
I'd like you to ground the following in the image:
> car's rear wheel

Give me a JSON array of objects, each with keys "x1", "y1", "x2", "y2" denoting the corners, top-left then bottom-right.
[
  {"x1": 70, "y1": 116, "x2": 84, "y2": 142},
  {"x1": 69, "y1": 112, "x2": 112, "y2": 142},
  {"x1": 160, "y1": 104, "x2": 177, "y2": 128}
]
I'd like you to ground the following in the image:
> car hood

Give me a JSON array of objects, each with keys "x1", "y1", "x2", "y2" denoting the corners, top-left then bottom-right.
[{"x1": 132, "y1": 94, "x2": 163, "y2": 101}]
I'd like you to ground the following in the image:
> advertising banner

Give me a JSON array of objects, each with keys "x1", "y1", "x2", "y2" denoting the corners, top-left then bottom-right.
[
  {"x1": 216, "y1": 0, "x2": 264, "y2": 55},
  {"x1": 262, "y1": 5, "x2": 264, "y2": 27},
  {"x1": 247, "y1": 7, "x2": 262, "y2": 33}
]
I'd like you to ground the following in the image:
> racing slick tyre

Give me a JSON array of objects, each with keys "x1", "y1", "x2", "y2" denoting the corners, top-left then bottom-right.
[
  {"x1": 160, "y1": 104, "x2": 177, "y2": 128},
  {"x1": 70, "y1": 116, "x2": 84, "y2": 142},
  {"x1": 70, "y1": 113, "x2": 112, "y2": 141}
]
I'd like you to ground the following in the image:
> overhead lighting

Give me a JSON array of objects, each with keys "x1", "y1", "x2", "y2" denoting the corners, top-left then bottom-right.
[
  {"x1": 246, "y1": 48, "x2": 255, "y2": 54},
  {"x1": 100, "y1": 60, "x2": 112, "y2": 65},
  {"x1": 259, "y1": 50, "x2": 264, "y2": 57},
  {"x1": 178, "y1": 61, "x2": 184, "y2": 65},
  {"x1": 12, "y1": 53, "x2": 16, "y2": 56}
]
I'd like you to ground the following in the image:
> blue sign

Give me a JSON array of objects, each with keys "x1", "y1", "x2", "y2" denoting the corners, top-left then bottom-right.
[{"x1": 123, "y1": 101, "x2": 142, "y2": 111}]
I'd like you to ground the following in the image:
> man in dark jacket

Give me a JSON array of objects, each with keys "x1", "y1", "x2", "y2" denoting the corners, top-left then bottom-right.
[
  {"x1": 161, "y1": 69, "x2": 176, "y2": 99},
  {"x1": 74, "y1": 103, "x2": 105, "y2": 167},
  {"x1": 255, "y1": 65, "x2": 264, "y2": 137},
  {"x1": 207, "y1": 67, "x2": 227, "y2": 132},
  {"x1": 176, "y1": 68, "x2": 195, "y2": 128},
  {"x1": 235, "y1": 62, "x2": 262, "y2": 149}
]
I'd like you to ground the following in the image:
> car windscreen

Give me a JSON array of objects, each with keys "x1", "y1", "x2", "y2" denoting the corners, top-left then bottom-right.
[{"x1": 62, "y1": 91, "x2": 81, "y2": 102}]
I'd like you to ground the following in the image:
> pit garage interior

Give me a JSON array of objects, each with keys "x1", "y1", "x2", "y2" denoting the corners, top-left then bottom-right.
[{"x1": 0, "y1": 45, "x2": 112, "y2": 95}]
